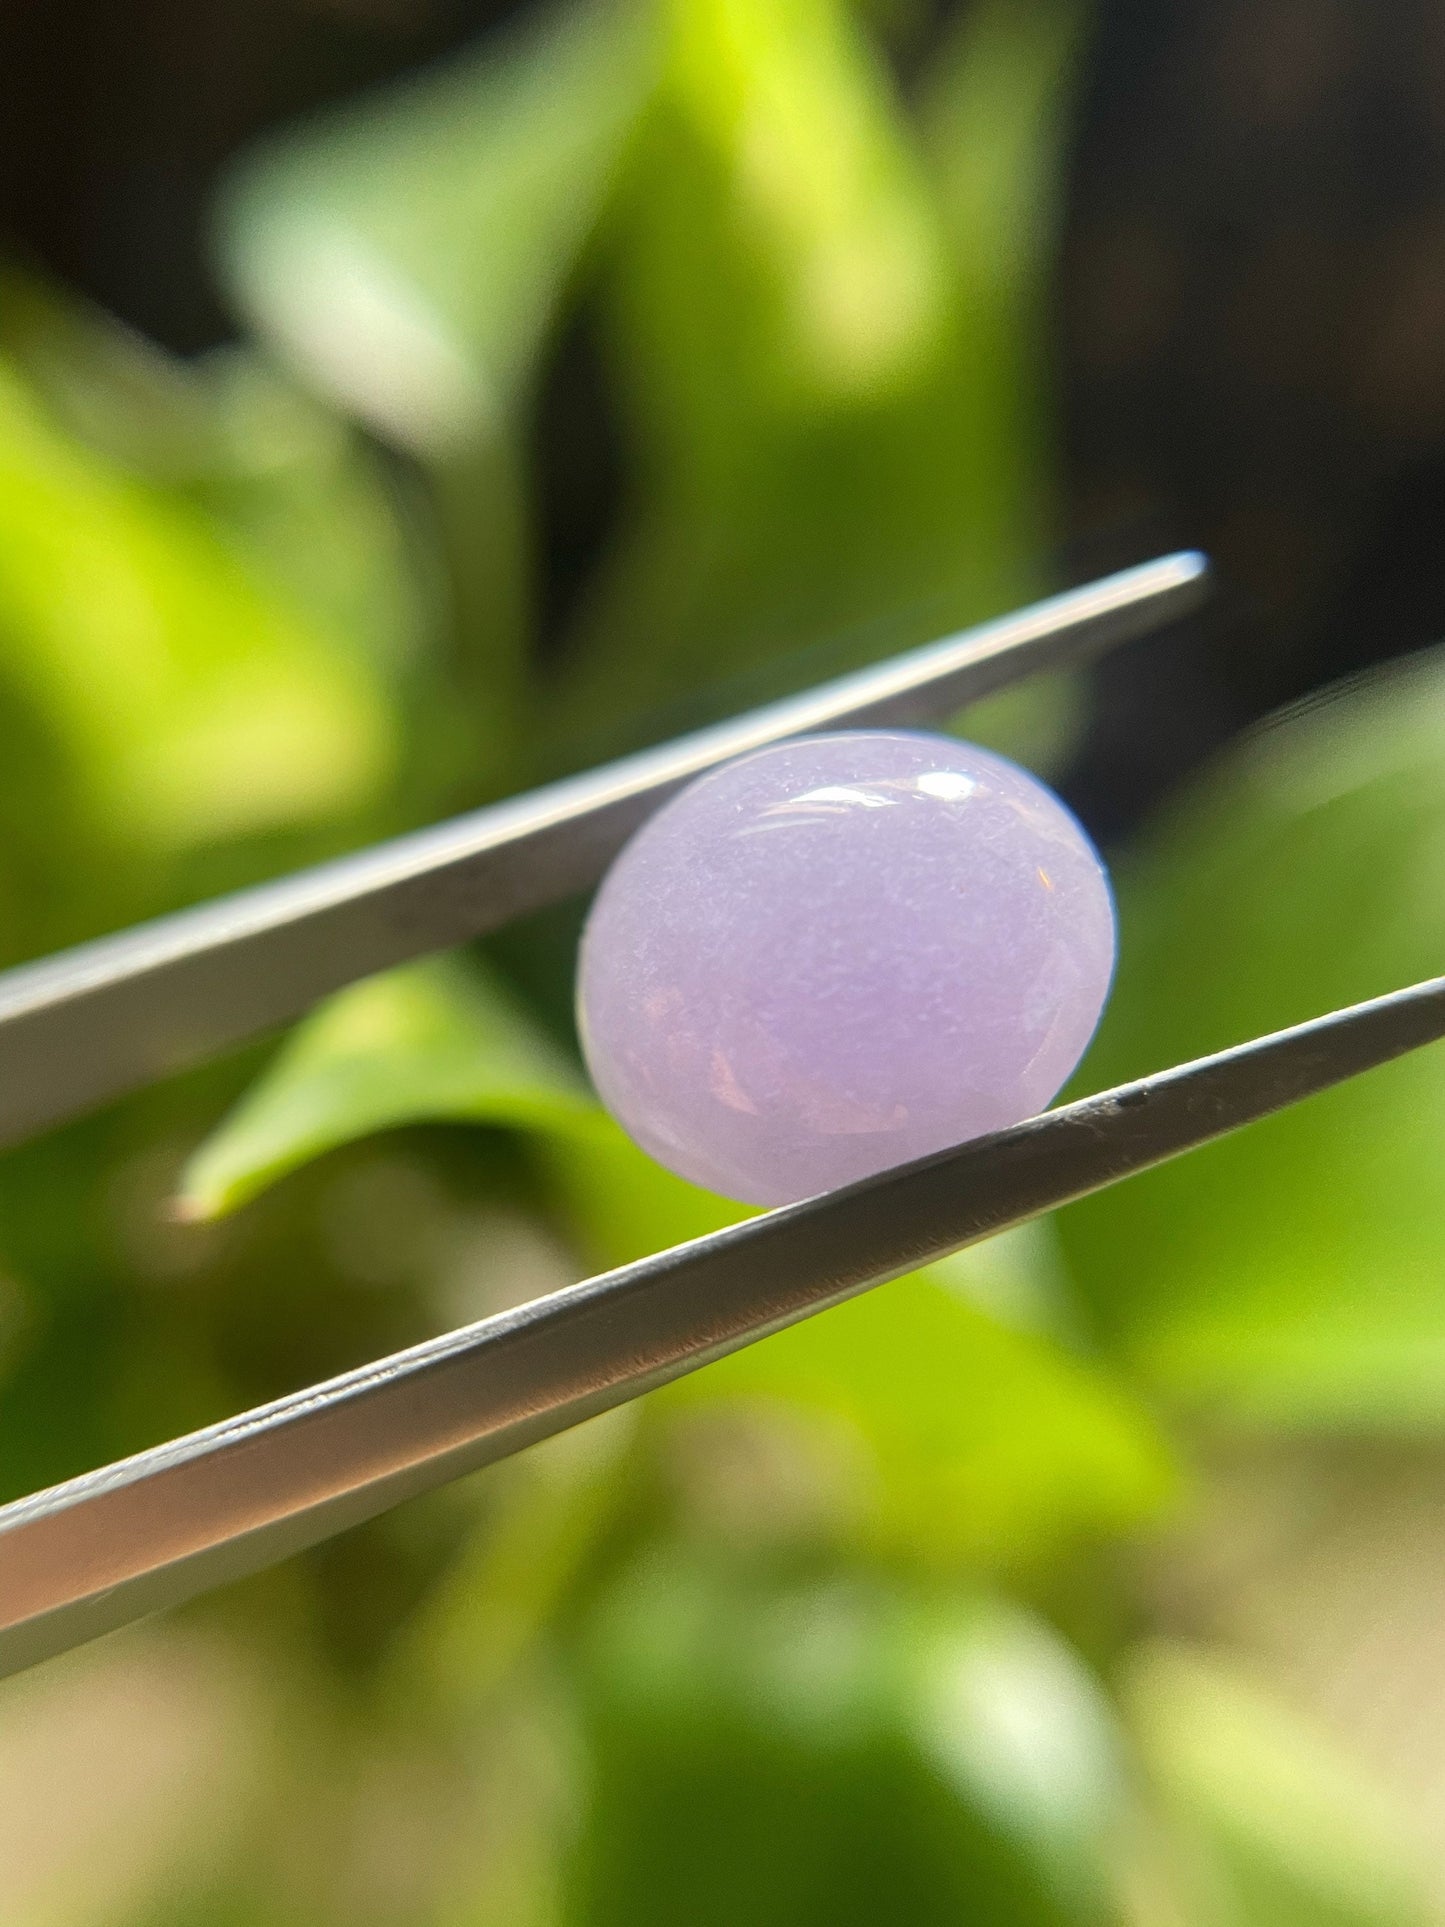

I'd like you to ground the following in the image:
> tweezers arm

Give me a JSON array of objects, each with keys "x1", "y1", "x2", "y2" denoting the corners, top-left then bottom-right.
[
  {"x1": 3, "y1": 965, "x2": 1440, "y2": 1682},
  {"x1": 0, "y1": 553, "x2": 1207, "y2": 1149}
]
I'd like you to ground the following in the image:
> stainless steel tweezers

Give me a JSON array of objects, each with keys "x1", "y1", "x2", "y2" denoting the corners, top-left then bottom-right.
[{"x1": 4, "y1": 550, "x2": 1443, "y2": 1686}]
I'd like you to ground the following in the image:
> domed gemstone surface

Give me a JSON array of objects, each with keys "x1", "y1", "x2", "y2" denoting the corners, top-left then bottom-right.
[{"x1": 576, "y1": 730, "x2": 1116, "y2": 1207}]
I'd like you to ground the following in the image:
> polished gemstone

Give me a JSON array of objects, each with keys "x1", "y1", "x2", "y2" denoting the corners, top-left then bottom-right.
[{"x1": 576, "y1": 730, "x2": 1116, "y2": 1206}]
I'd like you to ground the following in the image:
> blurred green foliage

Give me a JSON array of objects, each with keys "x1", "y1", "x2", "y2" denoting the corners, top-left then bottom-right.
[
  {"x1": 1, "y1": 2, "x2": 1444, "y2": 1924},
  {"x1": 1059, "y1": 659, "x2": 1445, "y2": 1429}
]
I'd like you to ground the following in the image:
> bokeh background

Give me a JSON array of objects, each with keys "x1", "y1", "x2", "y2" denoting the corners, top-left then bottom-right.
[{"x1": 4, "y1": 1, "x2": 1445, "y2": 1922}]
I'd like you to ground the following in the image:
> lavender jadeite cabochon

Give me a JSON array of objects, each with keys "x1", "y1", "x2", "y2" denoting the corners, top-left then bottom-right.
[{"x1": 576, "y1": 730, "x2": 1116, "y2": 1207}]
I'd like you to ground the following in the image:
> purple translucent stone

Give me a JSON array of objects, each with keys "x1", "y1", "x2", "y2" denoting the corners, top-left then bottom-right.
[{"x1": 576, "y1": 730, "x2": 1116, "y2": 1206}]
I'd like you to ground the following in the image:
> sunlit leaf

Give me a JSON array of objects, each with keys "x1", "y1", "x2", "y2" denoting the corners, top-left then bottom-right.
[
  {"x1": 1, "y1": 274, "x2": 435, "y2": 805},
  {"x1": 188, "y1": 352, "x2": 432, "y2": 691},
  {"x1": 177, "y1": 955, "x2": 595, "y2": 1220},
  {"x1": 543, "y1": 0, "x2": 1079, "y2": 759},
  {"x1": 664, "y1": 0, "x2": 950, "y2": 407},
  {"x1": 0, "y1": 265, "x2": 217, "y2": 480},
  {"x1": 215, "y1": 0, "x2": 657, "y2": 454},
  {"x1": 923, "y1": 0, "x2": 1085, "y2": 322},
  {"x1": 0, "y1": 355, "x2": 396, "y2": 849},
  {"x1": 216, "y1": 0, "x2": 657, "y2": 777},
  {"x1": 567, "y1": 1564, "x2": 1127, "y2": 1927},
  {"x1": 1056, "y1": 651, "x2": 1445, "y2": 1427},
  {"x1": 0, "y1": 270, "x2": 425, "y2": 659}
]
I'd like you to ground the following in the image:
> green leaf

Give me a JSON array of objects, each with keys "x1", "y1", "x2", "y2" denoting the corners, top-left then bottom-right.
[
  {"x1": 0, "y1": 273, "x2": 435, "y2": 794},
  {"x1": 661, "y1": 1269, "x2": 1176, "y2": 1571},
  {"x1": 1056, "y1": 650, "x2": 1445, "y2": 1428},
  {"x1": 0, "y1": 353, "x2": 396, "y2": 849},
  {"x1": 567, "y1": 1563, "x2": 1128, "y2": 1927},
  {"x1": 948, "y1": 668, "x2": 1088, "y2": 781},
  {"x1": 0, "y1": 264, "x2": 219, "y2": 480},
  {"x1": 177, "y1": 955, "x2": 596, "y2": 1220},
  {"x1": 392, "y1": 1405, "x2": 640, "y2": 1718},
  {"x1": 216, "y1": 0, "x2": 656, "y2": 776},
  {"x1": 542, "y1": 0, "x2": 1080, "y2": 759},
  {"x1": 1123, "y1": 1642, "x2": 1436, "y2": 1927},
  {"x1": 215, "y1": 0, "x2": 657, "y2": 453},
  {"x1": 185, "y1": 352, "x2": 432, "y2": 691}
]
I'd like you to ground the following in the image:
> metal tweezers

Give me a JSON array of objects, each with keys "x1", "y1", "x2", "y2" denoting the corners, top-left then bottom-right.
[{"x1": 4, "y1": 550, "x2": 1444, "y2": 1685}]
